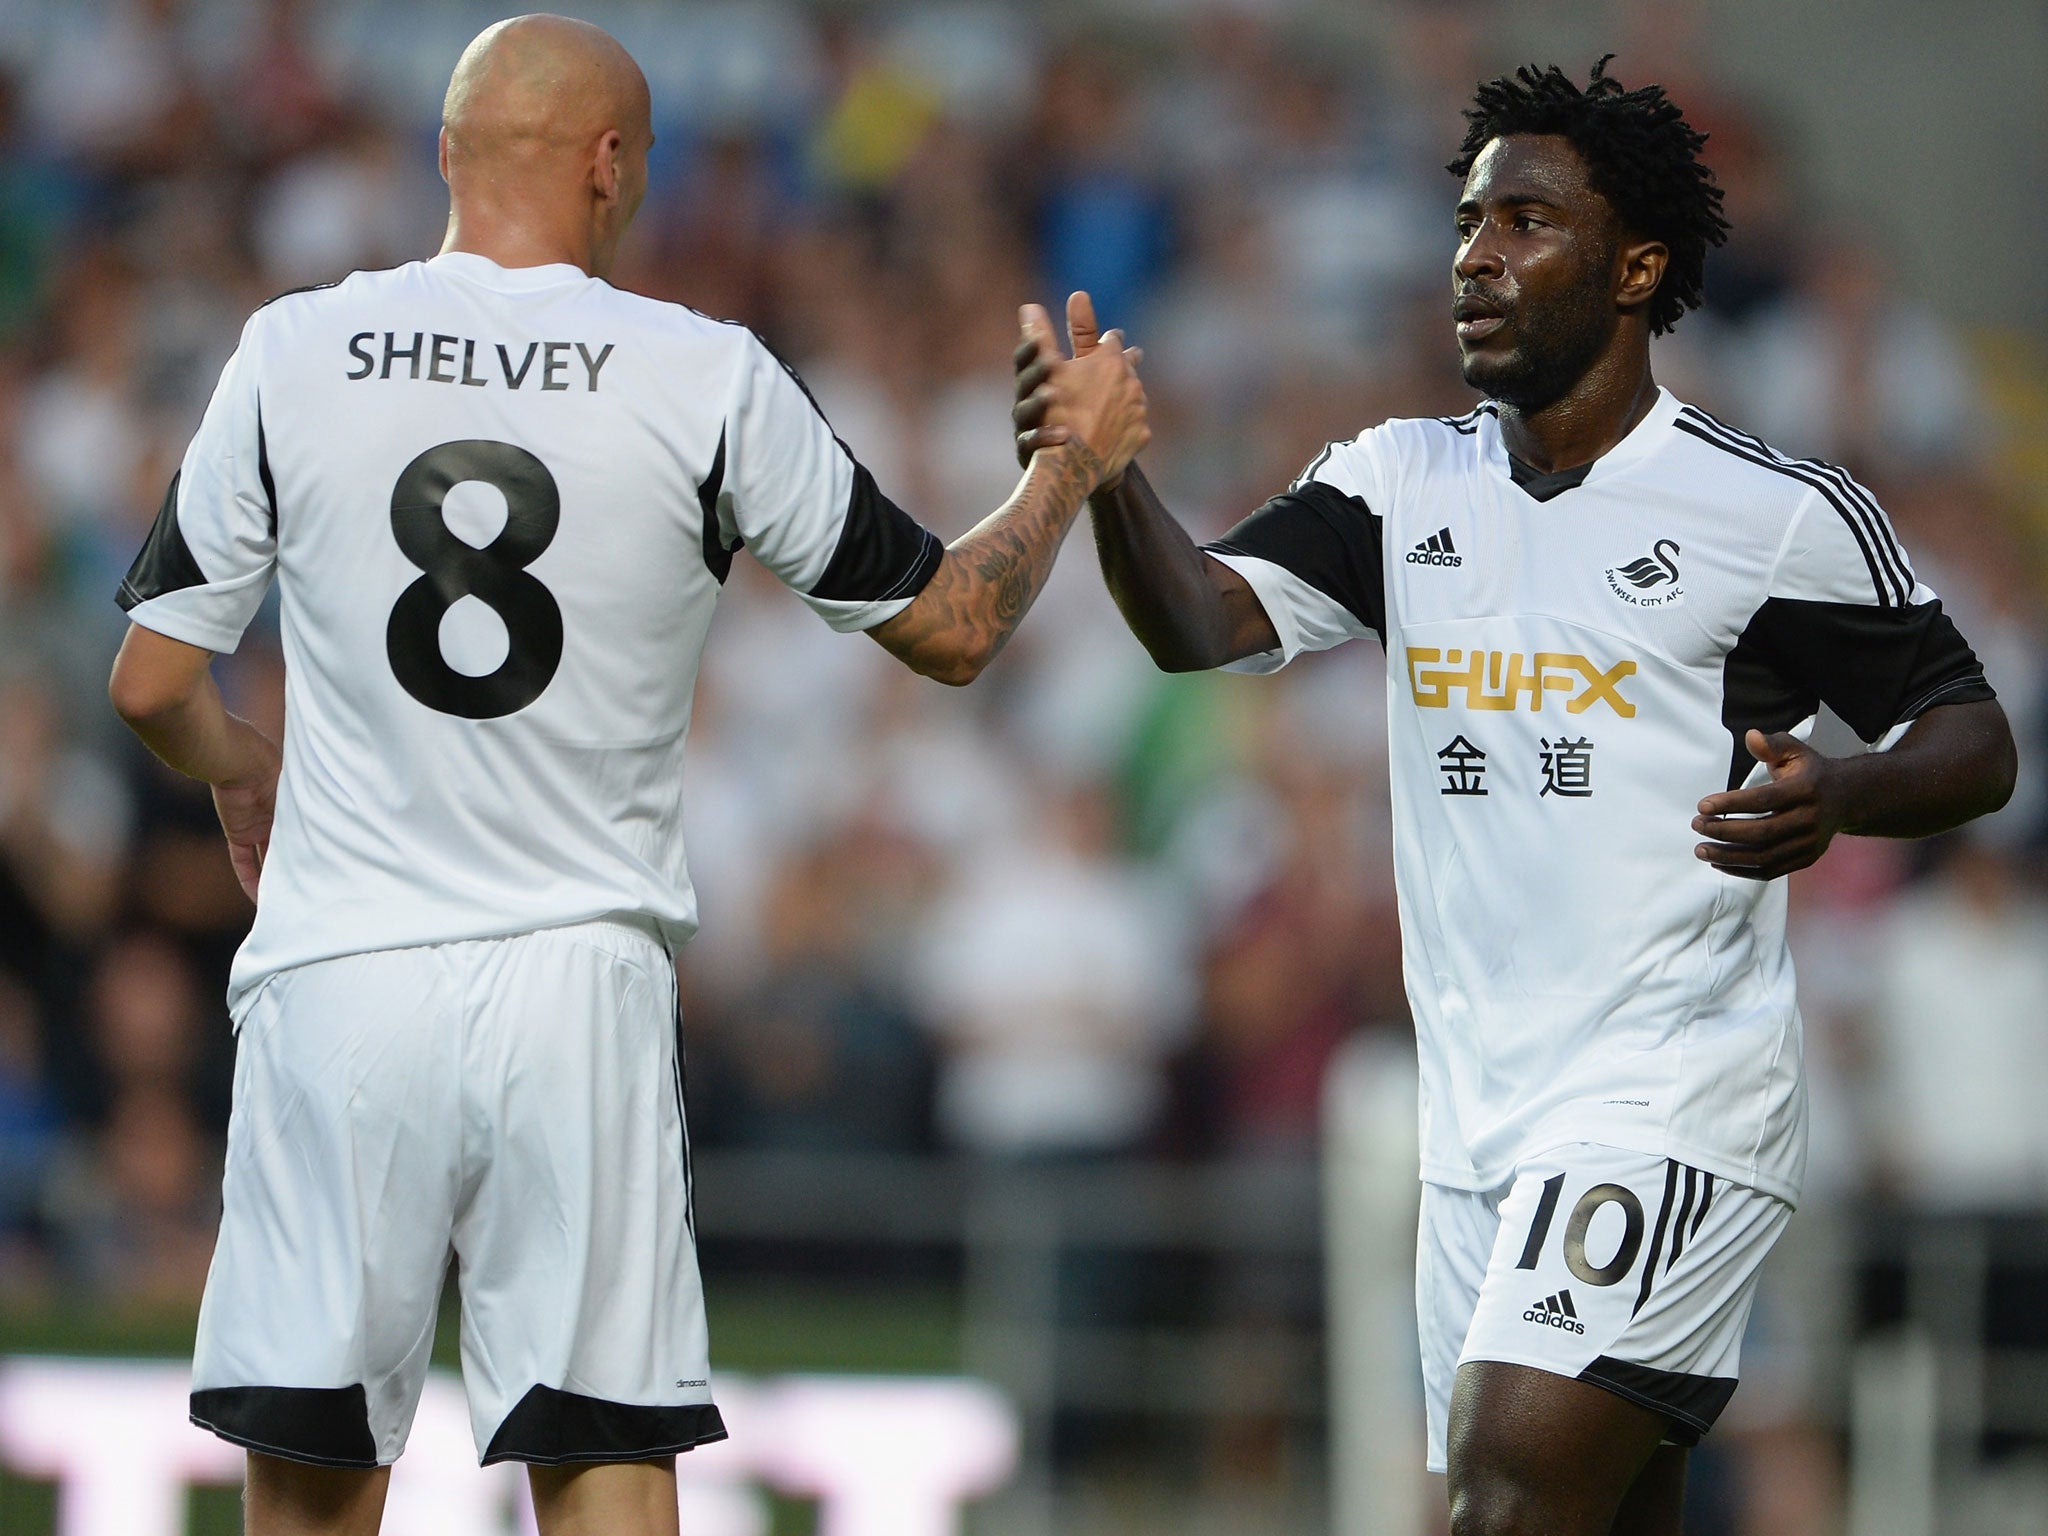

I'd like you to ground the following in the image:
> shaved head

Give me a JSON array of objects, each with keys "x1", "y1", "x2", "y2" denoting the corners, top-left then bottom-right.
[
  {"x1": 444, "y1": 13, "x2": 648, "y2": 168},
  {"x1": 439, "y1": 14, "x2": 653, "y2": 277}
]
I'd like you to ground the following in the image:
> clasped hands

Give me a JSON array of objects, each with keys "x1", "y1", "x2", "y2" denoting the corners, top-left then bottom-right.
[{"x1": 1011, "y1": 291, "x2": 1148, "y2": 491}]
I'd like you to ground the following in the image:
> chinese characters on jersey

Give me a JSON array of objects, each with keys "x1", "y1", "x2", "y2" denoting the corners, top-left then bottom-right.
[
  {"x1": 1438, "y1": 736, "x2": 1488, "y2": 796},
  {"x1": 1539, "y1": 737, "x2": 1595, "y2": 797},
  {"x1": 1436, "y1": 736, "x2": 1596, "y2": 798}
]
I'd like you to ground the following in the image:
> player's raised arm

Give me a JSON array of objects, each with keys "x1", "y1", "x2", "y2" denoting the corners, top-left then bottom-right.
[
  {"x1": 864, "y1": 303, "x2": 1150, "y2": 685},
  {"x1": 1013, "y1": 293, "x2": 1279, "y2": 672}
]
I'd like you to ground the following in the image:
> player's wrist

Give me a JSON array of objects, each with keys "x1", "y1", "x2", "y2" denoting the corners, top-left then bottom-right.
[
  {"x1": 1816, "y1": 749, "x2": 1881, "y2": 837},
  {"x1": 214, "y1": 717, "x2": 281, "y2": 792},
  {"x1": 1059, "y1": 437, "x2": 1108, "y2": 496}
]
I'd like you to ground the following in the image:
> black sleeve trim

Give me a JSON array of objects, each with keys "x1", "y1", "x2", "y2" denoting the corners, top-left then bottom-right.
[
  {"x1": 1577, "y1": 1356, "x2": 1736, "y2": 1441},
  {"x1": 808, "y1": 460, "x2": 943, "y2": 604},
  {"x1": 1898, "y1": 673, "x2": 1996, "y2": 720},
  {"x1": 732, "y1": 333, "x2": 941, "y2": 605},
  {"x1": 1720, "y1": 596, "x2": 1994, "y2": 789},
  {"x1": 116, "y1": 469, "x2": 207, "y2": 611},
  {"x1": 1204, "y1": 479, "x2": 1385, "y2": 641},
  {"x1": 190, "y1": 1385, "x2": 379, "y2": 1468},
  {"x1": 697, "y1": 426, "x2": 737, "y2": 584},
  {"x1": 482, "y1": 1385, "x2": 728, "y2": 1465}
]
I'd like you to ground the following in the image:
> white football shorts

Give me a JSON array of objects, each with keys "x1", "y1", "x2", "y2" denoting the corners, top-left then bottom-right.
[
  {"x1": 189, "y1": 916, "x2": 725, "y2": 1467},
  {"x1": 1417, "y1": 1142, "x2": 1791, "y2": 1472}
]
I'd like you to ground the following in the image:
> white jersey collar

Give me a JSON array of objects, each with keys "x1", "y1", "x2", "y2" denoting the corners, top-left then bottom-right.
[
  {"x1": 1484, "y1": 385, "x2": 1681, "y2": 492},
  {"x1": 428, "y1": 251, "x2": 592, "y2": 289}
]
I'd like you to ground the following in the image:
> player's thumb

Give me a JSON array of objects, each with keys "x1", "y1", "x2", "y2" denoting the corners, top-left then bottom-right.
[
  {"x1": 1066, "y1": 290, "x2": 1101, "y2": 356},
  {"x1": 1747, "y1": 728, "x2": 1807, "y2": 774},
  {"x1": 1019, "y1": 303, "x2": 1060, "y2": 357}
]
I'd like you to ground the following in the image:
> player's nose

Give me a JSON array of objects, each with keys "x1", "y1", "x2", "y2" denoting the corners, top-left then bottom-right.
[{"x1": 1454, "y1": 233, "x2": 1503, "y2": 282}]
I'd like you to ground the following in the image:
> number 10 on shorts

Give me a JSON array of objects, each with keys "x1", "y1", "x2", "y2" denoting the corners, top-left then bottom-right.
[{"x1": 1515, "y1": 1172, "x2": 1647, "y2": 1288}]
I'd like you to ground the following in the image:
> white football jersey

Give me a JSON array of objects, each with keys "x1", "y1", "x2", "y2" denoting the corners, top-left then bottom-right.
[
  {"x1": 120, "y1": 253, "x2": 943, "y2": 1006},
  {"x1": 1207, "y1": 388, "x2": 1993, "y2": 1204}
]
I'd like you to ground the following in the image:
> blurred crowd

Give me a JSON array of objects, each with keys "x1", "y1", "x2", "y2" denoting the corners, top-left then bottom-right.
[{"x1": 0, "y1": 0, "x2": 2043, "y2": 1519}]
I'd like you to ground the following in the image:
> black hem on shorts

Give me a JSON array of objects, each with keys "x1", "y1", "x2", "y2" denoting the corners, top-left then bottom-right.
[
  {"x1": 481, "y1": 1385, "x2": 729, "y2": 1466},
  {"x1": 189, "y1": 1385, "x2": 381, "y2": 1468},
  {"x1": 1577, "y1": 1355, "x2": 1737, "y2": 1442}
]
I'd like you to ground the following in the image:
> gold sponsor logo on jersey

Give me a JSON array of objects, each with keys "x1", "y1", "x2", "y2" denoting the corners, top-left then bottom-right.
[{"x1": 1407, "y1": 649, "x2": 1637, "y2": 717}]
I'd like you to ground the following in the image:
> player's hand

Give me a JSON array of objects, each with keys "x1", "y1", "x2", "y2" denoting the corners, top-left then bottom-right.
[
  {"x1": 1013, "y1": 293, "x2": 1137, "y2": 474},
  {"x1": 1014, "y1": 292, "x2": 1102, "y2": 462},
  {"x1": 1691, "y1": 729, "x2": 1847, "y2": 880},
  {"x1": 1013, "y1": 292, "x2": 1146, "y2": 488},
  {"x1": 213, "y1": 743, "x2": 280, "y2": 905}
]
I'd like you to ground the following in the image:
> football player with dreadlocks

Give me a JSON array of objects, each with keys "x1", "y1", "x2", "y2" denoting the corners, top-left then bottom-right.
[{"x1": 1015, "y1": 58, "x2": 2014, "y2": 1535}]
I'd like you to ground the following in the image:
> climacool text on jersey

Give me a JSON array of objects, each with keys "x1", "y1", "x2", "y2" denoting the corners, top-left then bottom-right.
[{"x1": 345, "y1": 332, "x2": 615, "y2": 391}]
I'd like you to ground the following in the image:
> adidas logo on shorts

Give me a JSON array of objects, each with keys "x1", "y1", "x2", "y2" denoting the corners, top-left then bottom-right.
[
  {"x1": 1406, "y1": 527, "x2": 1463, "y2": 567},
  {"x1": 1524, "y1": 1289, "x2": 1586, "y2": 1335}
]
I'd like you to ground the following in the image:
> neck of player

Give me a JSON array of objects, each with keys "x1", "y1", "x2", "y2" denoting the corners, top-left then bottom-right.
[
  {"x1": 1493, "y1": 342, "x2": 1660, "y2": 476},
  {"x1": 439, "y1": 205, "x2": 614, "y2": 281}
]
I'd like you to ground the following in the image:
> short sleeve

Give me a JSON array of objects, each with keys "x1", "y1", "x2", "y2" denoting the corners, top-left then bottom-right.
[
  {"x1": 1201, "y1": 437, "x2": 1386, "y2": 673},
  {"x1": 720, "y1": 336, "x2": 942, "y2": 631},
  {"x1": 1724, "y1": 481, "x2": 1994, "y2": 774},
  {"x1": 116, "y1": 324, "x2": 278, "y2": 652}
]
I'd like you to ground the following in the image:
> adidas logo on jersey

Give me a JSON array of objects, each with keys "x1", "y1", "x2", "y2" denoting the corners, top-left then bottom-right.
[
  {"x1": 1523, "y1": 1290, "x2": 1586, "y2": 1334},
  {"x1": 1406, "y1": 527, "x2": 1463, "y2": 567}
]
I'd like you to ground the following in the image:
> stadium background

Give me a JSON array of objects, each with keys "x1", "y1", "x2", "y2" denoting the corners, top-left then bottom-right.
[{"x1": 0, "y1": 0, "x2": 2043, "y2": 1532}]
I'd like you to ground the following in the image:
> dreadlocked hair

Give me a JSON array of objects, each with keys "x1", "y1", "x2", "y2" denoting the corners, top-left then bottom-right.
[{"x1": 1446, "y1": 56, "x2": 1728, "y2": 336}]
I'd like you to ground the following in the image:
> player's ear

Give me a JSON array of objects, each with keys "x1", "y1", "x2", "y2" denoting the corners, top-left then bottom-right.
[
  {"x1": 1616, "y1": 238, "x2": 1667, "y2": 314},
  {"x1": 594, "y1": 128, "x2": 624, "y2": 202},
  {"x1": 437, "y1": 126, "x2": 450, "y2": 186}
]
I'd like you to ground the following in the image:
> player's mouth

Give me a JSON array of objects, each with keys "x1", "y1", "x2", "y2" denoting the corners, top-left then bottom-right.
[{"x1": 1453, "y1": 294, "x2": 1506, "y2": 343}]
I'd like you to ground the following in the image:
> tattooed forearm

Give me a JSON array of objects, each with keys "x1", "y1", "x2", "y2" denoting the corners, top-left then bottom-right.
[{"x1": 870, "y1": 442, "x2": 1104, "y2": 685}]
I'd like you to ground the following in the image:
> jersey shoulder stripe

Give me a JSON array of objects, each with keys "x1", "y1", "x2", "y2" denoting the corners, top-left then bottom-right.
[
  {"x1": 1674, "y1": 407, "x2": 1912, "y2": 607},
  {"x1": 1677, "y1": 405, "x2": 1912, "y2": 596},
  {"x1": 1301, "y1": 413, "x2": 1492, "y2": 506},
  {"x1": 246, "y1": 272, "x2": 379, "y2": 337},
  {"x1": 1292, "y1": 440, "x2": 1340, "y2": 489},
  {"x1": 643, "y1": 294, "x2": 834, "y2": 422},
  {"x1": 664, "y1": 303, "x2": 866, "y2": 473},
  {"x1": 1436, "y1": 401, "x2": 1499, "y2": 436},
  {"x1": 255, "y1": 278, "x2": 344, "y2": 312},
  {"x1": 1673, "y1": 413, "x2": 1896, "y2": 607}
]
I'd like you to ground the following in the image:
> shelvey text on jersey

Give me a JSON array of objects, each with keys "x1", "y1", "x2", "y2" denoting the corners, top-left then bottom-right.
[{"x1": 346, "y1": 330, "x2": 617, "y2": 391}]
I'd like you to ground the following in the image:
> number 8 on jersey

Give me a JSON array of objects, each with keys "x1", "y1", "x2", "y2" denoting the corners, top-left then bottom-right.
[{"x1": 386, "y1": 439, "x2": 564, "y2": 719}]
